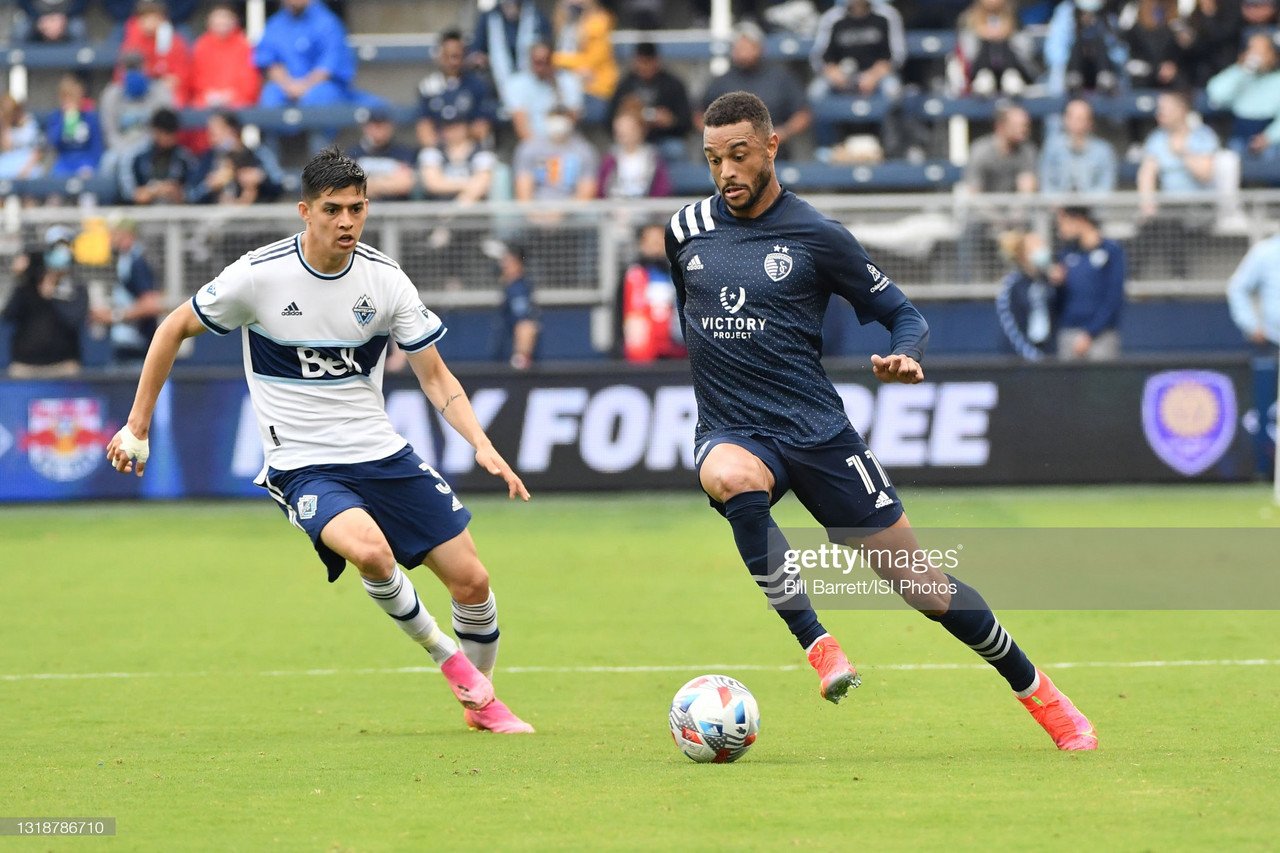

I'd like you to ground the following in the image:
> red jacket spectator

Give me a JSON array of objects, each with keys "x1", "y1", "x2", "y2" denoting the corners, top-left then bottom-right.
[
  {"x1": 187, "y1": 4, "x2": 261, "y2": 109},
  {"x1": 120, "y1": 1, "x2": 192, "y2": 105}
]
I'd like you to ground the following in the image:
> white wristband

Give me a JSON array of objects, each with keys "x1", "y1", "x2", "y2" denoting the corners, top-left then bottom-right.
[{"x1": 116, "y1": 426, "x2": 150, "y2": 464}]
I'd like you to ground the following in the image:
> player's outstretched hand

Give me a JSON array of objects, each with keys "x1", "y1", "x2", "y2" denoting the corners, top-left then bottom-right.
[
  {"x1": 106, "y1": 425, "x2": 150, "y2": 477},
  {"x1": 871, "y1": 353, "x2": 924, "y2": 384},
  {"x1": 476, "y1": 445, "x2": 531, "y2": 501}
]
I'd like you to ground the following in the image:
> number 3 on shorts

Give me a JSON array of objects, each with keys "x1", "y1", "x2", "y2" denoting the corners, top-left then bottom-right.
[{"x1": 419, "y1": 461, "x2": 454, "y2": 495}]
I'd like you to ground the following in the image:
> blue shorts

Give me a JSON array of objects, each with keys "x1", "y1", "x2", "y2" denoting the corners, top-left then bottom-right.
[
  {"x1": 259, "y1": 445, "x2": 472, "y2": 582},
  {"x1": 694, "y1": 427, "x2": 904, "y2": 535}
]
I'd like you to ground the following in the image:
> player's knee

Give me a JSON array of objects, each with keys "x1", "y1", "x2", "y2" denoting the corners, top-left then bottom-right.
[
  {"x1": 449, "y1": 564, "x2": 490, "y2": 604},
  {"x1": 702, "y1": 465, "x2": 770, "y2": 504},
  {"x1": 348, "y1": 537, "x2": 396, "y2": 580}
]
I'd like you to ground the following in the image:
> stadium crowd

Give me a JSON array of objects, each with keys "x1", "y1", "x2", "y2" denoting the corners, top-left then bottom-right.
[{"x1": 2, "y1": 0, "x2": 1279, "y2": 372}]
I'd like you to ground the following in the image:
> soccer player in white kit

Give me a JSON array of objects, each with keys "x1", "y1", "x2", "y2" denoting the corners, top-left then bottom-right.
[{"x1": 106, "y1": 147, "x2": 534, "y2": 733}]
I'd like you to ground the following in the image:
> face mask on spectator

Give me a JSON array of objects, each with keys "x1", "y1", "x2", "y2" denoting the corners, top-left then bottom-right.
[
  {"x1": 46, "y1": 245, "x2": 72, "y2": 270},
  {"x1": 546, "y1": 115, "x2": 574, "y2": 142},
  {"x1": 1075, "y1": 0, "x2": 1104, "y2": 11},
  {"x1": 1030, "y1": 247, "x2": 1053, "y2": 271},
  {"x1": 124, "y1": 70, "x2": 150, "y2": 99}
]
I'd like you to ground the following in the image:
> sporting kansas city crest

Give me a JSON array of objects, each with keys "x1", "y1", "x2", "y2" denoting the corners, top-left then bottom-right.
[
  {"x1": 352, "y1": 294, "x2": 376, "y2": 327},
  {"x1": 1141, "y1": 370, "x2": 1237, "y2": 476},
  {"x1": 764, "y1": 245, "x2": 792, "y2": 282}
]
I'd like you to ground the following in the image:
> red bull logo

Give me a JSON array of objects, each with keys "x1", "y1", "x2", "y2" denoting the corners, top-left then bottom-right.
[{"x1": 19, "y1": 398, "x2": 114, "y2": 482}]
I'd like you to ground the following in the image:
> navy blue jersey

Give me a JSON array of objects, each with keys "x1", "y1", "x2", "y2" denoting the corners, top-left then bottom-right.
[{"x1": 666, "y1": 190, "x2": 912, "y2": 447}]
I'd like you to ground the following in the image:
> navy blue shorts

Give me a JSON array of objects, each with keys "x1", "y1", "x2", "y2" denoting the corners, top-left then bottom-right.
[
  {"x1": 259, "y1": 445, "x2": 472, "y2": 582},
  {"x1": 694, "y1": 427, "x2": 904, "y2": 535}
]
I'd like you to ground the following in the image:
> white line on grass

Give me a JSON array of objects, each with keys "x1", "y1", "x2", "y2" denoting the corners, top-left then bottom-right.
[{"x1": 2, "y1": 658, "x2": 1278, "y2": 683}]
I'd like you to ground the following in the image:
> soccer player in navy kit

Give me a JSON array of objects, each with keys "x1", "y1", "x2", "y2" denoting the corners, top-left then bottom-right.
[{"x1": 669, "y1": 92, "x2": 1096, "y2": 750}]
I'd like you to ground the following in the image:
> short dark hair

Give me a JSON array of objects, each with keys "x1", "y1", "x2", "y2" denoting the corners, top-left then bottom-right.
[
  {"x1": 1058, "y1": 205, "x2": 1098, "y2": 227},
  {"x1": 703, "y1": 91, "x2": 773, "y2": 139},
  {"x1": 213, "y1": 109, "x2": 243, "y2": 133},
  {"x1": 300, "y1": 145, "x2": 367, "y2": 201},
  {"x1": 150, "y1": 107, "x2": 179, "y2": 132},
  {"x1": 440, "y1": 28, "x2": 463, "y2": 44},
  {"x1": 635, "y1": 41, "x2": 658, "y2": 58}
]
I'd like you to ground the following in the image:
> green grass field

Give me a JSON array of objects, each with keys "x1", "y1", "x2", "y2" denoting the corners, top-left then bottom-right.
[{"x1": 3, "y1": 485, "x2": 1279, "y2": 851}]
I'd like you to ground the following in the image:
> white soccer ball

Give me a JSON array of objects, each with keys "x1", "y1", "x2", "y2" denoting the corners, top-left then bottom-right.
[{"x1": 669, "y1": 674, "x2": 760, "y2": 763}]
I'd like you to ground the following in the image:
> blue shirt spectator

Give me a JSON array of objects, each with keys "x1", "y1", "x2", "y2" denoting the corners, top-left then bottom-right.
[
  {"x1": 119, "y1": 107, "x2": 200, "y2": 204},
  {"x1": 1043, "y1": 0, "x2": 1129, "y2": 95},
  {"x1": 470, "y1": 0, "x2": 551, "y2": 104},
  {"x1": 1141, "y1": 121, "x2": 1219, "y2": 193},
  {"x1": 417, "y1": 29, "x2": 496, "y2": 139},
  {"x1": 1038, "y1": 98, "x2": 1117, "y2": 193},
  {"x1": 1206, "y1": 34, "x2": 1280, "y2": 157},
  {"x1": 45, "y1": 74, "x2": 103, "y2": 178},
  {"x1": 1227, "y1": 234, "x2": 1280, "y2": 347},
  {"x1": 504, "y1": 42, "x2": 585, "y2": 141},
  {"x1": 1051, "y1": 207, "x2": 1125, "y2": 361},
  {"x1": 254, "y1": 0, "x2": 357, "y2": 107}
]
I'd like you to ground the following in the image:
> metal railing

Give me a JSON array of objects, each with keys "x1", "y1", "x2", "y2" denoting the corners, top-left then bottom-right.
[{"x1": 3, "y1": 191, "x2": 1278, "y2": 318}]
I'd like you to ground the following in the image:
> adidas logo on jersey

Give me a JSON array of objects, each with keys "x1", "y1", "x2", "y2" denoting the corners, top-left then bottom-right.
[
  {"x1": 281, "y1": 302, "x2": 303, "y2": 316},
  {"x1": 686, "y1": 254, "x2": 704, "y2": 271},
  {"x1": 874, "y1": 490, "x2": 894, "y2": 509}
]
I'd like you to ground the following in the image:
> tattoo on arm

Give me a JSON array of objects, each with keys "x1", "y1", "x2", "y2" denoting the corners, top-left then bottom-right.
[{"x1": 439, "y1": 392, "x2": 463, "y2": 414}]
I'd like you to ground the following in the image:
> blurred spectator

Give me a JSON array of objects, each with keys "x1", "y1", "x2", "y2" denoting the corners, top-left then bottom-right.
[
  {"x1": 187, "y1": 3, "x2": 261, "y2": 109},
  {"x1": 119, "y1": 107, "x2": 199, "y2": 204},
  {"x1": 470, "y1": 0, "x2": 553, "y2": 105},
  {"x1": 417, "y1": 29, "x2": 496, "y2": 147},
  {"x1": 195, "y1": 111, "x2": 284, "y2": 205},
  {"x1": 960, "y1": 102, "x2": 1036, "y2": 281},
  {"x1": 1121, "y1": 0, "x2": 1182, "y2": 88},
  {"x1": 607, "y1": 42, "x2": 692, "y2": 162},
  {"x1": 1241, "y1": 0, "x2": 1278, "y2": 39},
  {"x1": 515, "y1": 107, "x2": 598, "y2": 201},
  {"x1": 100, "y1": 52, "x2": 176, "y2": 181},
  {"x1": 348, "y1": 108, "x2": 417, "y2": 201},
  {"x1": 1039, "y1": 98, "x2": 1118, "y2": 192},
  {"x1": 45, "y1": 74, "x2": 103, "y2": 179},
  {"x1": 120, "y1": 1, "x2": 193, "y2": 103},
  {"x1": 1207, "y1": 33, "x2": 1280, "y2": 159},
  {"x1": 700, "y1": 22, "x2": 811, "y2": 155},
  {"x1": 419, "y1": 116, "x2": 496, "y2": 202},
  {"x1": 255, "y1": 0, "x2": 360, "y2": 107},
  {"x1": 552, "y1": 0, "x2": 618, "y2": 125},
  {"x1": 90, "y1": 218, "x2": 163, "y2": 366},
  {"x1": 597, "y1": 111, "x2": 671, "y2": 198},
  {"x1": 1, "y1": 231, "x2": 85, "y2": 378},
  {"x1": 104, "y1": 0, "x2": 199, "y2": 33},
  {"x1": 619, "y1": 222, "x2": 685, "y2": 362},
  {"x1": 13, "y1": 0, "x2": 88, "y2": 43},
  {"x1": 995, "y1": 229, "x2": 1057, "y2": 361},
  {"x1": 0, "y1": 96, "x2": 46, "y2": 180},
  {"x1": 1044, "y1": 0, "x2": 1129, "y2": 94},
  {"x1": 967, "y1": 102, "x2": 1038, "y2": 193},
  {"x1": 1135, "y1": 90, "x2": 1222, "y2": 279},
  {"x1": 1227, "y1": 232, "x2": 1280, "y2": 350},
  {"x1": 504, "y1": 41, "x2": 585, "y2": 142},
  {"x1": 1049, "y1": 206, "x2": 1125, "y2": 361},
  {"x1": 957, "y1": 0, "x2": 1035, "y2": 96},
  {"x1": 494, "y1": 243, "x2": 540, "y2": 369},
  {"x1": 809, "y1": 0, "x2": 906, "y2": 156},
  {"x1": 1174, "y1": 0, "x2": 1243, "y2": 88},
  {"x1": 898, "y1": 0, "x2": 971, "y2": 28}
]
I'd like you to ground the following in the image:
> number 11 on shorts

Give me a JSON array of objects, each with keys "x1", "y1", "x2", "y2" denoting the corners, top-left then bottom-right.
[{"x1": 846, "y1": 450, "x2": 891, "y2": 495}]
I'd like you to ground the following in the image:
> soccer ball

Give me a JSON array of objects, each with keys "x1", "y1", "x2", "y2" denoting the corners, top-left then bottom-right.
[{"x1": 668, "y1": 674, "x2": 760, "y2": 763}]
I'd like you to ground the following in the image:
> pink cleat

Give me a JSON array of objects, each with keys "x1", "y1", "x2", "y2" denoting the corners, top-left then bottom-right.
[
  {"x1": 464, "y1": 699, "x2": 536, "y2": 734},
  {"x1": 1018, "y1": 669, "x2": 1098, "y2": 751},
  {"x1": 440, "y1": 650, "x2": 494, "y2": 709}
]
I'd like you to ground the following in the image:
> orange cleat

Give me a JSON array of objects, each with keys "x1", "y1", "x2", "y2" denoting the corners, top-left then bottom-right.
[
  {"x1": 1019, "y1": 670, "x2": 1098, "y2": 751},
  {"x1": 807, "y1": 635, "x2": 861, "y2": 704}
]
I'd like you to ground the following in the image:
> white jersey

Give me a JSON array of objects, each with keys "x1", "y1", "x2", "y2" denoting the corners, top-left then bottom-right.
[{"x1": 191, "y1": 233, "x2": 445, "y2": 472}]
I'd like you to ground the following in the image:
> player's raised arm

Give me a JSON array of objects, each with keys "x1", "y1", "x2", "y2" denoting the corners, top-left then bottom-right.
[
  {"x1": 406, "y1": 345, "x2": 530, "y2": 501},
  {"x1": 106, "y1": 301, "x2": 208, "y2": 476}
]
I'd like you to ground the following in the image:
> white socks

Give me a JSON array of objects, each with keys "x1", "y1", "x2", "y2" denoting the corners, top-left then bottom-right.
[
  {"x1": 362, "y1": 567, "x2": 458, "y2": 665},
  {"x1": 452, "y1": 591, "x2": 500, "y2": 680}
]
